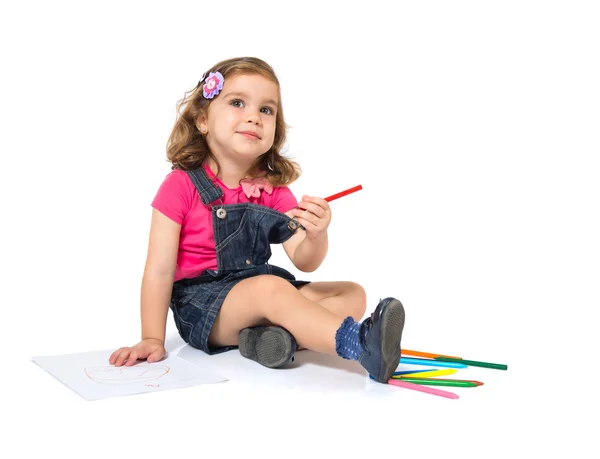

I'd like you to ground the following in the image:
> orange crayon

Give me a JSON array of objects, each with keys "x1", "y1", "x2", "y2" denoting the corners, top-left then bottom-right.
[{"x1": 401, "y1": 349, "x2": 462, "y2": 360}]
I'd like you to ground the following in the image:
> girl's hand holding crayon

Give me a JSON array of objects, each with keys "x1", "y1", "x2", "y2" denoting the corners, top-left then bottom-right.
[{"x1": 292, "y1": 195, "x2": 331, "y2": 241}]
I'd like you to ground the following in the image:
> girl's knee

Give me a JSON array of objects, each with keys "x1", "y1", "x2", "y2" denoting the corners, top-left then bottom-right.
[
  {"x1": 250, "y1": 275, "x2": 297, "y2": 312},
  {"x1": 347, "y1": 282, "x2": 367, "y2": 320},
  {"x1": 254, "y1": 275, "x2": 296, "y2": 295}
]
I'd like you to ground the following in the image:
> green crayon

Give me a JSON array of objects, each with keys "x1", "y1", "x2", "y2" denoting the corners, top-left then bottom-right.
[
  {"x1": 397, "y1": 378, "x2": 479, "y2": 387},
  {"x1": 434, "y1": 357, "x2": 508, "y2": 370}
]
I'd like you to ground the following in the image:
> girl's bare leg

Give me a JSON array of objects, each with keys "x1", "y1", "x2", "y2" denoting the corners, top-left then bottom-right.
[
  {"x1": 297, "y1": 281, "x2": 367, "y2": 322},
  {"x1": 208, "y1": 276, "x2": 364, "y2": 354}
]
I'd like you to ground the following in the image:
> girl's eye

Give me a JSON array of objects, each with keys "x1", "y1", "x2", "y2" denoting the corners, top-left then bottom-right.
[
  {"x1": 260, "y1": 107, "x2": 274, "y2": 115},
  {"x1": 230, "y1": 99, "x2": 244, "y2": 108}
]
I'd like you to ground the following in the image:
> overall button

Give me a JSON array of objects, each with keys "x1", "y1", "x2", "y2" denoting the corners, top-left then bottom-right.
[
  {"x1": 288, "y1": 219, "x2": 299, "y2": 230},
  {"x1": 245, "y1": 259, "x2": 251, "y2": 265},
  {"x1": 216, "y1": 208, "x2": 227, "y2": 219}
]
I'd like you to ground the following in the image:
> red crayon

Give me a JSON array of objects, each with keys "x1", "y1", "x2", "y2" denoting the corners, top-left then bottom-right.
[{"x1": 325, "y1": 185, "x2": 363, "y2": 202}]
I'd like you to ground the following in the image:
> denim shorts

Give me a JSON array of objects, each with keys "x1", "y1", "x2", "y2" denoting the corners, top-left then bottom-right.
[{"x1": 170, "y1": 263, "x2": 309, "y2": 354}]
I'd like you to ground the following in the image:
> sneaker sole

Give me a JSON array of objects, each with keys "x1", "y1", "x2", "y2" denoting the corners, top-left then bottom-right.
[
  {"x1": 379, "y1": 299, "x2": 406, "y2": 383},
  {"x1": 239, "y1": 327, "x2": 295, "y2": 369}
]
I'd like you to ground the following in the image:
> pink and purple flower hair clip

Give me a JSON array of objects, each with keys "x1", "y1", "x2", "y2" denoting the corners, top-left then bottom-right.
[{"x1": 202, "y1": 71, "x2": 224, "y2": 99}]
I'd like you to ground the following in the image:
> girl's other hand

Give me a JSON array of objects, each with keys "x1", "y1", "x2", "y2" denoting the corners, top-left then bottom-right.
[
  {"x1": 108, "y1": 338, "x2": 166, "y2": 367},
  {"x1": 292, "y1": 195, "x2": 331, "y2": 241}
]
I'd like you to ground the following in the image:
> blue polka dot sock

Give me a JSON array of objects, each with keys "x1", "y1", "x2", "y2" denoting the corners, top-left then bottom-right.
[{"x1": 335, "y1": 316, "x2": 364, "y2": 360}]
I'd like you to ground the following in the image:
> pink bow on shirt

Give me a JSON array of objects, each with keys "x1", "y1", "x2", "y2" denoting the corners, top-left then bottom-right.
[{"x1": 240, "y1": 177, "x2": 273, "y2": 199}]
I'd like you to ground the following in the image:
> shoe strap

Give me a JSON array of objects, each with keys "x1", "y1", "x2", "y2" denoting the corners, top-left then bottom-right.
[{"x1": 358, "y1": 317, "x2": 372, "y2": 349}]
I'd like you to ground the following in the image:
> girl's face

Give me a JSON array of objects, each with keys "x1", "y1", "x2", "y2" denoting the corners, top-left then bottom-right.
[{"x1": 198, "y1": 73, "x2": 279, "y2": 166}]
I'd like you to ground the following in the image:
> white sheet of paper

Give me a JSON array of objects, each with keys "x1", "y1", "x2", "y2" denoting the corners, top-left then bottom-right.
[{"x1": 32, "y1": 349, "x2": 227, "y2": 401}]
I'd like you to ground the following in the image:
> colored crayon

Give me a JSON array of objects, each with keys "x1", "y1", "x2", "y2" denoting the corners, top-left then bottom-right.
[
  {"x1": 325, "y1": 185, "x2": 362, "y2": 202},
  {"x1": 434, "y1": 357, "x2": 508, "y2": 370},
  {"x1": 388, "y1": 379, "x2": 459, "y2": 399},
  {"x1": 407, "y1": 378, "x2": 484, "y2": 386},
  {"x1": 460, "y1": 380, "x2": 484, "y2": 386},
  {"x1": 392, "y1": 369, "x2": 433, "y2": 376},
  {"x1": 401, "y1": 349, "x2": 462, "y2": 359},
  {"x1": 400, "y1": 357, "x2": 468, "y2": 369},
  {"x1": 392, "y1": 369, "x2": 457, "y2": 379},
  {"x1": 396, "y1": 378, "x2": 479, "y2": 388},
  {"x1": 419, "y1": 378, "x2": 484, "y2": 386}
]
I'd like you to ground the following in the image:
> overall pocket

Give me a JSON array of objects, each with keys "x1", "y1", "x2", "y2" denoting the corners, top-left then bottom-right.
[{"x1": 170, "y1": 299, "x2": 193, "y2": 343}]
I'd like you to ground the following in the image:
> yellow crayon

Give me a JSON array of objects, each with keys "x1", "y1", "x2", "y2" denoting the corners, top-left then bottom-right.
[{"x1": 392, "y1": 369, "x2": 457, "y2": 379}]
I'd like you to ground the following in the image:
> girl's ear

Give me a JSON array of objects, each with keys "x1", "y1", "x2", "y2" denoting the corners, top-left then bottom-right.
[
  {"x1": 195, "y1": 117, "x2": 207, "y2": 133},
  {"x1": 195, "y1": 111, "x2": 208, "y2": 133}
]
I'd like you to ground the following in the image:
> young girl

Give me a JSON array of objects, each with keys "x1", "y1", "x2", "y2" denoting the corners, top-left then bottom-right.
[{"x1": 109, "y1": 57, "x2": 406, "y2": 384}]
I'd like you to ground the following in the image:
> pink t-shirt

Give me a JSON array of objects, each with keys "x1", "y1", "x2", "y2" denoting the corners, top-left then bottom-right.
[{"x1": 151, "y1": 163, "x2": 298, "y2": 281}]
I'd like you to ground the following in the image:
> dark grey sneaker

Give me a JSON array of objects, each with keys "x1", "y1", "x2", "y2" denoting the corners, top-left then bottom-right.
[
  {"x1": 238, "y1": 326, "x2": 298, "y2": 369},
  {"x1": 358, "y1": 297, "x2": 406, "y2": 383}
]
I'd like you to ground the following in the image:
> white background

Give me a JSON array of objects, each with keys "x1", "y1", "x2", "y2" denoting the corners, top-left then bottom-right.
[{"x1": 1, "y1": 1, "x2": 599, "y2": 457}]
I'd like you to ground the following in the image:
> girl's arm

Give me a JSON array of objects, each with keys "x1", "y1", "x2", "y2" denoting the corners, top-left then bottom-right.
[
  {"x1": 140, "y1": 208, "x2": 181, "y2": 343},
  {"x1": 282, "y1": 225, "x2": 328, "y2": 272},
  {"x1": 282, "y1": 195, "x2": 331, "y2": 272},
  {"x1": 110, "y1": 208, "x2": 180, "y2": 366}
]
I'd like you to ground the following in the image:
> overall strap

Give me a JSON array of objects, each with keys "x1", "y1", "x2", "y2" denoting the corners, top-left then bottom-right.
[{"x1": 186, "y1": 167, "x2": 224, "y2": 205}]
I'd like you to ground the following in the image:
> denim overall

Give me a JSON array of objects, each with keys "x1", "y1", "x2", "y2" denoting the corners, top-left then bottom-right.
[{"x1": 170, "y1": 166, "x2": 309, "y2": 354}]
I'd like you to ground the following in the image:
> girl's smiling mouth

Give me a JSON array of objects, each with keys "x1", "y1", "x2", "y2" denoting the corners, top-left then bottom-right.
[{"x1": 237, "y1": 130, "x2": 261, "y2": 140}]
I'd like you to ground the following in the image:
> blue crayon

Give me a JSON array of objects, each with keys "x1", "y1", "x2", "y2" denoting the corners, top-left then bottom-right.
[
  {"x1": 393, "y1": 369, "x2": 434, "y2": 376},
  {"x1": 400, "y1": 357, "x2": 468, "y2": 369}
]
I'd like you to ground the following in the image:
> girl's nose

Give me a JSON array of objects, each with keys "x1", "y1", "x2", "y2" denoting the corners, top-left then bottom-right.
[{"x1": 246, "y1": 110, "x2": 261, "y2": 124}]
